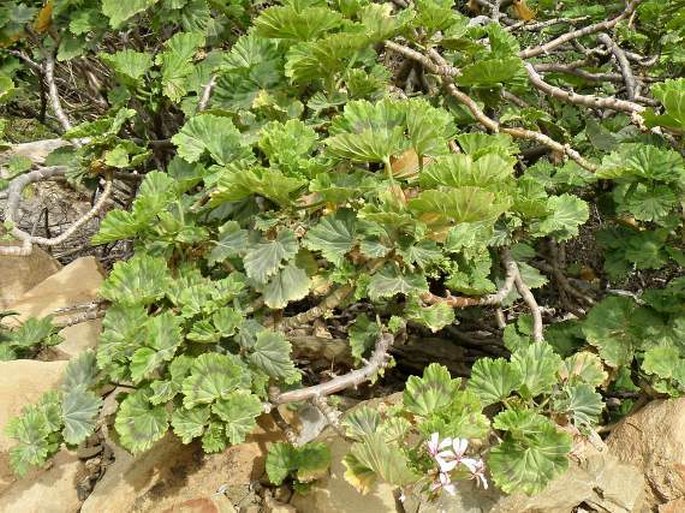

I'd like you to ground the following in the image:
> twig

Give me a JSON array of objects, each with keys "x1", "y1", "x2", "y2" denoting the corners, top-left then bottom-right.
[
  {"x1": 270, "y1": 332, "x2": 394, "y2": 404},
  {"x1": 197, "y1": 74, "x2": 217, "y2": 112},
  {"x1": 597, "y1": 33, "x2": 637, "y2": 100},
  {"x1": 518, "y1": 0, "x2": 643, "y2": 59},
  {"x1": 523, "y1": 63, "x2": 644, "y2": 114}
]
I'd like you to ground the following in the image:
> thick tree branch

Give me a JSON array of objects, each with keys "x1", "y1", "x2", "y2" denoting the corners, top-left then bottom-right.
[
  {"x1": 518, "y1": 0, "x2": 643, "y2": 59},
  {"x1": 524, "y1": 63, "x2": 645, "y2": 114}
]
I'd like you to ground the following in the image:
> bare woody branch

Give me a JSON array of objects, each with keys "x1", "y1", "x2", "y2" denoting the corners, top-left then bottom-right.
[
  {"x1": 270, "y1": 332, "x2": 394, "y2": 404},
  {"x1": 518, "y1": 0, "x2": 643, "y2": 59},
  {"x1": 44, "y1": 53, "x2": 74, "y2": 133},
  {"x1": 597, "y1": 33, "x2": 637, "y2": 100},
  {"x1": 383, "y1": 42, "x2": 597, "y2": 170},
  {"x1": 514, "y1": 272, "x2": 544, "y2": 342},
  {"x1": 421, "y1": 250, "x2": 518, "y2": 308},
  {"x1": 523, "y1": 63, "x2": 645, "y2": 114},
  {"x1": 0, "y1": 166, "x2": 113, "y2": 256}
]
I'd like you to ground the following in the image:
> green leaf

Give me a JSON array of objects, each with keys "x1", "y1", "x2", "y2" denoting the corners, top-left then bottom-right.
[
  {"x1": 262, "y1": 263, "x2": 311, "y2": 309},
  {"x1": 102, "y1": 0, "x2": 158, "y2": 28},
  {"x1": 489, "y1": 409, "x2": 572, "y2": 495},
  {"x1": 596, "y1": 143, "x2": 685, "y2": 184},
  {"x1": 582, "y1": 297, "x2": 641, "y2": 368},
  {"x1": 212, "y1": 391, "x2": 263, "y2": 444},
  {"x1": 466, "y1": 358, "x2": 522, "y2": 406},
  {"x1": 266, "y1": 442, "x2": 298, "y2": 486},
  {"x1": 157, "y1": 32, "x2": 205, "y2": 102},
  {"x1": 348, "y1": 315, "x2": 381, "y2": 364},
  {"x1": 208, "y1": 221, "x2": 249, "y2": 264},
  {"x1": 248, "y1": 330, "x2": 300, "y2": 383},
  {"x1": 182, "y1": 353, "x2": 250, "y2": 408},
  {"x1": 367, "y1": 266, "x2": 428, "y2": 301},
  {"x1": 455, "y1": 58, "x2": 523, "y2": 87},
  {"x1": 210, "y1": 165, "x2": 306, "y2": 207},
  {"x1": 534, "y1": 194, "x2": 589, "y2": 241},
  {"x1": 259, "y1": 119, "x2": 319, "y2": 176},
  {"x1": 171, "y1": 114, "x2": 248, "y2": 165},
  {"x1": 556, "y1": 383, "x2": 604, "y2": 427},
  {"x1": 403, "y1": 363, "x2": 458, "y2": 417},
  {"x1": 510, "y1": 342, "x2": 563, "y2": 399},
  {"x1": 244, "y1": 230, "x2": 299, "y2": 284},
  {"x1": 342, "y1": 406, "x2": 381, "y2": 442},
  {"x1": 62, "y1": 350, "x2": 99, "y2": 390},
  {"x1": 645, "y1": 78, "x2": 685, "y2": 132},
  {"x1": 9, "y1": 316, "x2": 58, "y2": 350},
  {"x1": 642, "y1": 345, "x2": 685, "y2": 391},
  {"x1": 61, "y1": 387, "x2": 102, "y2": 445},
  {"x1": 201, "y1": 421, "x2": 228, "y2": 453},
  {"x1": 559, "y1": 352, "x2": 607, "y2": 387},
  {"x1": 130, "y1": 312, "x2": 183, "y2": 383},
  {"x1": 99, "y1": 49, "x2": 153, "y2": 85},
  {"x1": 294, "y1": 442, "x2": 332, "y2": 483},
  {"x1": 100, "y1": 255, "x2": 170, "y2": 306},
  {"x1": 171, "y1": 406, "x2": 210, "y2": 444},
  {"x1": 405, "y1": 300, "x2": 455, "y2": 333},
  {"x1": 409, "y1": 187, "x2": 509, "y2": 225},
  {"x1": 304, "y1": 209, "x2": 358, "y2": 266},
  {"x1": 115, "y1": 390, "x2": 169, "y2": 454},
  {"x1": 255, "y1": 5, "x2": 343, "y2": 41},
  {"x1": 343, "y1": 433, "x2": 419, "y2": 492}
]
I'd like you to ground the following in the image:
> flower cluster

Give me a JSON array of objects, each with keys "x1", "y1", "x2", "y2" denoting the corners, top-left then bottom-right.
[{"x1": 427, "y1": 433, "x2": 488, "y2": 496}]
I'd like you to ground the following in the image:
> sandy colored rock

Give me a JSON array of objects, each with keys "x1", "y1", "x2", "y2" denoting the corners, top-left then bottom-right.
[
  {"x1": 52, "y1": 319, "x2": 102, "y2": 360},
  {"x1": 290, "y1": 429, "x2": 398, "y2": 513},
  {"x1": 0, "y1": 244, "x2": 61, "y2": 311},
  {"x1": 659, "y1": 497, "x2": 685, "y2": 513},
  {"x1": 0, "y1": 359, "x2": 69, "y2": 491},
  {"x1": 0, "y1": 139, "x2": 71, "y2": 172},
  {"x1": 81, "y1": 416, "x2": 283, "y2": 513},
  {"x1": 607, "y1": 398, "x2": 685, "y2": 507},
  {"x1": 0, "y1": 449, "x2": 84, "y2": 513},
  {"x1": 5, "y1": 256, "x2": 104, "y2": 325},
  {"x1": 159, "y1": 495, "x2": 237, "y2": 513}
]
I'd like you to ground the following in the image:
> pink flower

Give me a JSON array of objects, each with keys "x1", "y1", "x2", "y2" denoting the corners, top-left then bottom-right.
[
  {"x1": 430, "y1": 471, "x2": 457, "y2": 496},
  {"x1": 462, "y1": 458, "x2": 489, "y2": 490},
  {"x1": 427, "y1": 432, "x2": 452, "y2": 457},
  {"x1": 452, "y1": 438, "x2": 468, "y2": 459}
]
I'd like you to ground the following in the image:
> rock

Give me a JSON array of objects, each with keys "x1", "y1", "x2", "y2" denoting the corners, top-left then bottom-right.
[
  {"x1": 81, "y1": 416, "x2": 284, "y2": 513},
  {"x1": 290, "y1": 429, "x2": 398, "y2": 513},
  {"x1": 159, "y1": 495, "x2": 237, "y2": 513},
  {"x1": 4, "y1": 256, "x2": 104, "y2": 325},
  {"x1": 607, "y1": 398, "x2": 685, "y2": 507},
  {"x1": 263, "y1": 496, "x2": 296, "y2": 513},
  {"x1": 0, "y1": 449, "x2": 84, "y2": 513},
  {"x1": 659, "y1": 498, "x2": 685, "y2": 513},
  {"x1": 0, "y1": 139, "x2": 71, "y2": 172},
  {"x1": 52, "y1": 320, "x2": 102, "y2": 360},
  {"x1": 0, "y1": 244, "x2": 61, "y2": 311}
]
